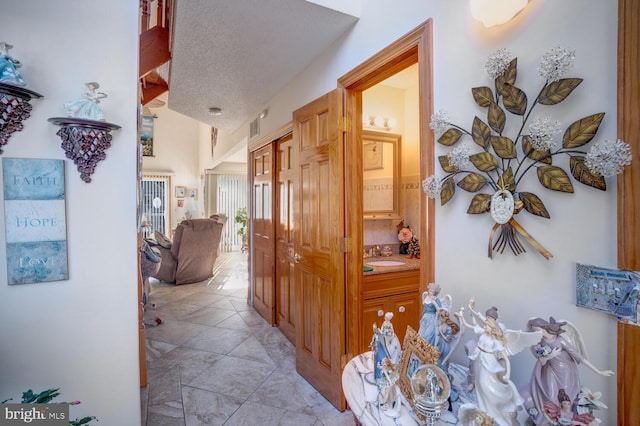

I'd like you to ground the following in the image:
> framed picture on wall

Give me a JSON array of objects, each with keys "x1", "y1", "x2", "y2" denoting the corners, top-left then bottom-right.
[
  {"x1": 188, "y1": 188, "x2": 198, "y2": 200},
  {"x1": 175, "y1": 186, "x2": 186, "y2": 198},
  {"x1": 140, "y1": 115, "x2": 154, "y2": 157},
  {"x1": 363, "y1": 141, "x2": 384, "y2": 170}
]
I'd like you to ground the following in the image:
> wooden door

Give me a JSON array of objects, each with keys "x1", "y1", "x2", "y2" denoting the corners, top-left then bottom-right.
[
  {"x1": 293, "y1": 88, "x2": 347, "y2": 410},
  {"x1": 275, "y1": 133, "x2": 297, "y2": 343},
  {"x1": 251, "y1": 144, "x2": 275, "y2": 324}
]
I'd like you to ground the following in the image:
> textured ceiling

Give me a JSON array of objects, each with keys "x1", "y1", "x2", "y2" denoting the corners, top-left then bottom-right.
[{"x1": 167, "y1": 0, "x2": 359, "y2": 134}]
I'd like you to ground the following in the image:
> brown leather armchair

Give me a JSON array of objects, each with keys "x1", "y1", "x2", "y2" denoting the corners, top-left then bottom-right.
[{"x1": 151, "y1": 218, "x2": 224, "y2": 285}]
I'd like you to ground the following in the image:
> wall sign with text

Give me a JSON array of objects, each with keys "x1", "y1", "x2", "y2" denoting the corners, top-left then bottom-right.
[
  {"x1": 576, "y1": 262, "x2": 639, "y2": 324},
  {"x1": 3, "y1": 158, "x2": 68, "y2": 284}
]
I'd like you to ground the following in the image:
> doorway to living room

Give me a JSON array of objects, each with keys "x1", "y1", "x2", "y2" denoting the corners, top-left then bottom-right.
[
  {"x1": 204, "y1": 170, "x2": 248, "y2": 252},
  {"x1": 140, "y1": 173, "x2": 172, "y2": 237}
]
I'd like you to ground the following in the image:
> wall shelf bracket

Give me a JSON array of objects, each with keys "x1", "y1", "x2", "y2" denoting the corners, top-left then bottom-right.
[
  {"x1": 0, "y1": 82, "x2": 43, "y2": 154},
  {"x1": 48, "y1": 117, "x2": 121, "y2": 183}
]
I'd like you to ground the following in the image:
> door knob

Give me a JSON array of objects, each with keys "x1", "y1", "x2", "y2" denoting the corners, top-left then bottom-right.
[{"x1": 293, "y1": 253, "x2": 301, "y2": 263}]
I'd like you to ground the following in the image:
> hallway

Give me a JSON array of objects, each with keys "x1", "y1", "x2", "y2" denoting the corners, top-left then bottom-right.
[{"x1": 140, "y1": 251, "x2": 354, "y2": 425}]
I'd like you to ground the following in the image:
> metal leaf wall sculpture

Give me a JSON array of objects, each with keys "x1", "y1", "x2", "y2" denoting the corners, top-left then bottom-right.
[{"x1": 423, "y1": 46, "x2": 632, "y2": 260}]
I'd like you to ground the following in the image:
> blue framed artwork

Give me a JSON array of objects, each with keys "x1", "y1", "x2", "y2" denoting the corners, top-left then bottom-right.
[
  {"x1": 576, "y1": 262, "x2": 639, "y2": 324},
  {"x1": 2, "y1": 158, "x2": 69, "y2": 284},
  {"x1": 140, "y1": 115, "x2": 154, "y2": 157}
]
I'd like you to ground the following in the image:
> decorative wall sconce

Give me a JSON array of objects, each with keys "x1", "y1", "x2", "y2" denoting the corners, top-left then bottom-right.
[
  {"x1": 0, "y1": 82, "x2": 43, "y2": 153},
  {"x1": 48, "y1": 82, "x2": 119, "y2": 183},
  {"x1": 0, "y1": 41, "x2": 43, "y2": 153},
  {"x1": 470, "y1": 0, "x2": 529, "y2": 27},
  {"x1": 363, "y1": 114, "x2": 397, "y2": 131},
  {"x1": 48, "y1": 117, "x2": 120, "y2": 183}
]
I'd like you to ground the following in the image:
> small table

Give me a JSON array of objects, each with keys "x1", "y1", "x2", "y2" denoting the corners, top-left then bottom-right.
[
  {"x1": 342, "y1": 351, "x2": 422, "y2": 426},
  {"x1": 342, "y1": 352, "x2": 471, "y2": 426}
]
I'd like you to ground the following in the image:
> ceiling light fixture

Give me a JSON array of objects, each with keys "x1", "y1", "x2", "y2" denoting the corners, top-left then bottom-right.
[{"x1": 208, "y1": 107, "x2": 222, "y2": 116}]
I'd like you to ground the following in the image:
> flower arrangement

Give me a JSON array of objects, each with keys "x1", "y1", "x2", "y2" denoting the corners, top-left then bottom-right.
[
  {"x1": 1, "y1": 388, "x2": 97, "y2": 425},
  {"x1": 397, "y1": 220, "x2": 420, "y2": 259},
  {"x1": 423, "y1": 46, "x2": 632, "y2": 259}
]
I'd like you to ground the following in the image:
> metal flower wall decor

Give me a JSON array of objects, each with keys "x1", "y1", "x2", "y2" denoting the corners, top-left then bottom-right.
[{"x1": 423, "y1": 46, "x2": 632, "y2": 260}]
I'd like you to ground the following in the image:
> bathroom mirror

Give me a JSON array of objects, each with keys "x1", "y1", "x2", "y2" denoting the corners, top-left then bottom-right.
[{"x1": 363, "y1": 130, "x2": 400, "y2": 219}]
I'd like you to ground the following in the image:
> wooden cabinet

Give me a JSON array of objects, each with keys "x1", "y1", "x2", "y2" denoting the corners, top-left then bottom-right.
[{"x1": 360, "y1": 269, "x2": 421, "y2": 353}]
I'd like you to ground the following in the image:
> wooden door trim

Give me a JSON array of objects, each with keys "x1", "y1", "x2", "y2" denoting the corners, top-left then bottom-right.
[
  {"x1": 617, "y1": 0, "x2": 640, "y2": 424},
  {"x1": 249, "y1": 121, "x2": 293, "y2": 152},
  {"x1": 338, "y1": 19, "x2": 435, "y2": 358}
]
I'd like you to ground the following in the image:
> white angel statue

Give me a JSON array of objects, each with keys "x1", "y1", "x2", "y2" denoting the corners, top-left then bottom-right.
[
  {"x1": 456, "y1": 304, "x2": 542, "y2": 426},
  {"x1": 462, "y1": 298, "x2": 505, "y2": 393},
  {"x1": 523, "y1": 317, "x2": 614, "y2": 425}
]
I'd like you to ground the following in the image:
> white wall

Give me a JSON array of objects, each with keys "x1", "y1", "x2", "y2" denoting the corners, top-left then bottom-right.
[
  {"x1": 435, "y1": 4, "x2": 618, "y2": 425},
  {"x1": 142, "y1": 93, "x2": 203, "y2": 227},
  {"x1": 226, "y1": 0, "x2": 620, "y2": 423},
  {"x1": 0, "y1": 1, "x2": 141, "y2": 424}
]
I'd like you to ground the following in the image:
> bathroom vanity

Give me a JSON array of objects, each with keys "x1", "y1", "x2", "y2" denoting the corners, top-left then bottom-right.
[{"x1": 360, "y1": 255, "x2": 421, "y2": 353}]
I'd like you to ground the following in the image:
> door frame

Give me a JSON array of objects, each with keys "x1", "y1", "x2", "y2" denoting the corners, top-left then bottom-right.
[
  {"x1": 616, "y1": 0, "x2": 640, "y2": 423},
  {"x1": 337, "y1": 19, "x2": 435, "y2": 357}
]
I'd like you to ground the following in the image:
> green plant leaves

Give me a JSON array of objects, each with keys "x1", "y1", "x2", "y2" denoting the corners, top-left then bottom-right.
[
  {"x1": 538, "y1": 78, "x2": 583, "y2": 105},
  {"x1": 472, "y1": 117, "x2": 491, "y2": 149},
  {"x1": 438, "y1": 128, "x2": 463, "y2": 146},
  {"x1": 440, "y1": 176, "x2": 455, "y2": 206},
  {"x1": 570, "y1": 155, "x2": 606, "y2": 190},
  {"x1": 491, "y1": 136, "x2": 517, "y2": 159},
  {"x1": 562, "y1": 113, "x2": 605, "y2": 149},
  {"x1": 537, "y1": 165, "x2": 574, "y2": 192},
  {"x1": 467, "y1": 193, "x2": 491, "y2": 214},
  {"x1": 470, "y1": 152, "x2": 499, "y2": 171},
  {"x1": 519, "y1": 192, "x2": 550, "y2": 218},
  {"x1": 457, "y1": 173, "x2": 487, "y2": 192},
  {"x1": 472, "y1": 86, "x2": 493, "y2": 107},
  {"x1": 488, "y1": 102, "x2": 506, "y2": 133}
]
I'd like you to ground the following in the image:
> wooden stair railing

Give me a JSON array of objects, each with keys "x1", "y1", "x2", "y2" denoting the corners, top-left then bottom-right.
[{"x1": 139, "y1": 0, "x2": 173, "y2": 105}]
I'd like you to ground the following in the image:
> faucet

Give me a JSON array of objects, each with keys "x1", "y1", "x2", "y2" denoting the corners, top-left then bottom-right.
[{"x1": 373, "y1": 245, "x2": 381, "y2": 257}]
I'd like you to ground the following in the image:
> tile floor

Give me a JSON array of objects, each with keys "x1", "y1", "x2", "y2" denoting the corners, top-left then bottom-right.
[{"x1": 140, "y1": 251, "x2": 354, "y2": 425}]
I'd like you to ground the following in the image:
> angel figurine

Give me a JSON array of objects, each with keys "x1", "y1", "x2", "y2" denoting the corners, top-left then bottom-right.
[
  {"x1": 457, "y1": 304, "x2": 542, "y2": 426},
  {"x1": 371, "y1": 312, "x2": 401, "y2": 385},
  {"x1": 463, "y1": 299, "x2": 505, "y2": 393},
  {"x1": 418, "y1": 282, "x2": 450, "y2": 346},
  {"x1": 434, "y1": 307, "x2": 462, "y2": 369},
  {"x1": 370, "y1": 312, "x2": 402, "y2": 418},
  {"x1": 524, "y1": 317, "x2": 614, "y2": 425},
  {"x1": 63, "y1": 82, "x2": 107, "y2": 121}
]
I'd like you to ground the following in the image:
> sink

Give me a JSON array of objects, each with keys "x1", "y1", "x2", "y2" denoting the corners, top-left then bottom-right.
[{"x1": 366, "y1": 260, "x2": 406, "y2": 267}]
